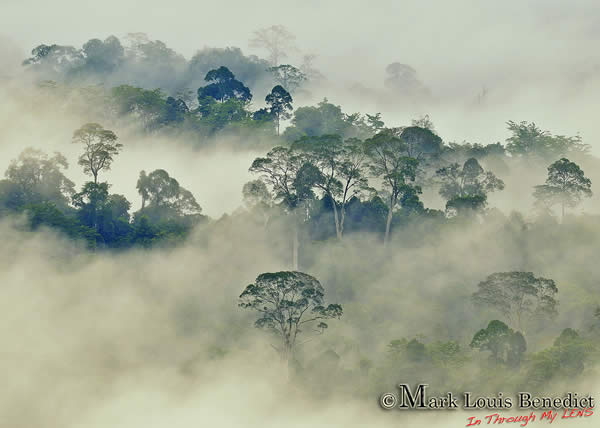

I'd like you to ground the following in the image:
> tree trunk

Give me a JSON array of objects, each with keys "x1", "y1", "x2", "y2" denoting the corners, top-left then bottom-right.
[
  {"x1": 281, "y1": 340, "x2": 293, "y2": 381},
  {"x1": 383, "y1": 197, "x2": 395, "y2": 246},
  {"x1": 561, "y1": 201, "x2": 565, "y2": 223},
  {"x1": 340, "y1": 205, "x2": 346, "y2": 239},
  {"x1": 292, "y1": 222, "x2": 299, "y2": 270},
  {"x1": 332, "y1": 197, "x2": 342, "y2": 240}
]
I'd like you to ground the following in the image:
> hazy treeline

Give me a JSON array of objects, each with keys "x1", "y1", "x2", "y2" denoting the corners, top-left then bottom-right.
[{"x1": 1, "y1": 26, "x2": 600, "y2": 428}]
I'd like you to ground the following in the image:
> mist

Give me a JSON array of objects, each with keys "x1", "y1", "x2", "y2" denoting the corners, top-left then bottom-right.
[
  {"x1": 1, "y1": 1, "x2": 600, "y2": 427},
  {"x1": 3, "y1": 1, "x2": 600, "y2": 150}
]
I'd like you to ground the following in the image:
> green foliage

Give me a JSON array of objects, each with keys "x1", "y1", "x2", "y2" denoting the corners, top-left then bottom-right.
[
  {"x1": 111, "y1": 85, "x2": 168, "y2": 130},
  {"x1": 193, "y1": 98, "x2": 254, "y2": 134},
  {"x1": 428, "y1": 340, "x2": 469, "y2": 369},
  {"x1": 386, "y1": 337, "x2": 468, "y2": 368},
  {"x1": 267, "y1": 64, "x2": 307, "y2": 93},
  {"x1": 505, "y1": 121, "x2": 589, "y2": 159},
  {"x1": 364, "y1": 130, "x2": 421, "y2": 243},
  {"x1": 72, "y1": 123, "x2": 122, "y2": 183},
  {"x1": 533, "y1": 158, "x2": 592, "y2": 218},
  {"x1": 292, "y1": 135, "x2": 370, "y2": 239},
  {"x1": 23, "y1": 43, "x2": 83, "y2": 77},
  {"x1": 444, "y1": 142, "x2": 506, "y2": 162},
  {"x1": 72, "y1": 182, "x2": 133, "y2": 246},
  {"x1": 470, "y1": 320, "x2": 526, "y2": 367},
  {"x1": 3, "y1": 148, "x2": 75, "y2": 210},
  {"x1": 77, "y1": 36, "x2": 124, "y2": 74},
  {"x1": 399, "y1": 126, "x2": 443, "y2": 160},
  {"x1": 187, "y1": 46, "x2": 271, "y2": 90},
  {"x1": 249, "y1": 146, "x2": 316, "y2": 211},
  {"x1": 436, "y1": 157, "x2": 504, "y2": 215},
  {"x1": 164, "y1": 96, "x2": 189, "y2": 123},
  {"x1": 239, "y1": 271, "x2": 342, "y2": 361},
  {"x1": 525, "y1": 328, "x2": 596, "y2": 388},
  {"x1": 472, "y1": 272, "x2": 559, "y2": 332},
  {"x1": 283, "y1": 99, "x2": 379, "y2": 141},
  {"x1": 24, "y1": 202, "x2": 98, "y2": 247},
  {"x1": 197, "y1": 66, "x2": 252, "y2": 103},
  {"x1": 265, "y1": 85, "x2": 293, "y2": 135},
  {"x1": 135, "y1": 169, "x2": 202, "y2": 223}
]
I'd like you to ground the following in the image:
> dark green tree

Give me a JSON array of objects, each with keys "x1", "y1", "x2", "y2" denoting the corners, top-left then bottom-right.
[
  {"x1": 436, "y1": 157, "x2": 504, "y2": 215},
  {"x1": 197, "y1": 66, "x2": 252, "y2": 103},
  {"x1": 265, "y1": 85, "x2": 293, "y2": 135},
  {"x1": 111, "y1": 85, "x2": 167, "y2": 130},
  {"x1": 283, "y1": 99, "x2": 352, "y2": 141},
  {"x1": 239, "y1": 271, "x2": 342, "y2": 364},
  {"x1": 163, "y1": 96, "x2": 189, "y2": 123},
  {"x1": 364, "y1": 130, "x2": 420, "y2": 245},
  {"x1": 135, "y1": 169, "x2": 202, "y2": 222},
  {"x1": 533, "y1": 158, "x2": 592, "y2": 221},
  {"x1": 187, "y1": 46, "x2": 271, "y2": 91},
  {"x1": 470, "y1": 320, "x2": 525, "y2": 366},
  {"x1": 72, "y1": 182, "x2": 131, "y2": 245},
  {"x1": 292, "y1": 135, "x2": 369, "y2": 240},
  {"x1": 399, "y1": 126, "x2": 443, "y2": 160},
  {"x1": 249, "y1": 147, "x2": 319, "y2": 269},
  {"x1": 80, "y1": 36, "x2": 124, "y2": 73},
  {"x1": 72, "y1": 123, "x2": 122, "y2": 183}
]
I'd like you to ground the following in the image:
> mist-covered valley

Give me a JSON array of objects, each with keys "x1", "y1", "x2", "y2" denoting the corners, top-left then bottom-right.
[{"x1": 1, "y1": 2, "x2": 600, "y2": 427}]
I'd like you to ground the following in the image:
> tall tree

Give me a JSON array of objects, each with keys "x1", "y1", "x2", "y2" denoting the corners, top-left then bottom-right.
[
  {"x1": 292, "y1": 135, "x2": 369, "y2": 240},
  {"x1": 299, "y1": 54, "x2": 324, "y2": 82},
  {"x1": 399, "y1": 126, "x2": 442, "y2": 160},
  {"x1": 72, "y1": 182, "x2": 131, "y2": 243},
  {"x1": 163, "y1": 96, "x2": 189, "y2": 123},
  {"x1": 249, "y1": 147, "x2": 317, "y2": 269},
  {"x1": 267, "y1": 64, "x2": 307, "y2": 93},
  {"x1": 436, "y1": 157, "x2": 504, "y2": 215},
  {"x1": 364, "y1": 131, "x2": 419, "y2": 246},
  {"x1": 533, "y1": 158, "x2": 592, "y2": 221},
  {"x1": 72, "y1": 181, "x2": 109, "y2": 230},
  {"x1": 239, "y1": 271, "x2": 342, "y2": 366},
  {"x1": 135, "y1": 169, "x2": 202, "y2": 222},
  {"x1": 136, "y1": 170, "x2": 151, "y2": 210},
  {"x1": 249, "y1": 25, "x2": 296, "y2": 66},
  {"x1": 111, "y1": 85, "x2": 167, "y2": 130},
  {"x1": 505, "y1": 121, "x2": 589, "y2": 159},
  {"x1": 411, "y1": 114, "x2": 436, "y2": 132},
  {"x1": 384, "y1": 63, "x2": 430, "y2": 98},
  {"x1": 242, "y1": 179, "x2": 273, "y2": 227},
  {"x1": 197, "y1": 66, "x2": 252, "y2": 103},
  {"x1": 72, "y1": 123, "x2": 122, "y2": 183},
  {"x1": 3, "y1": 148, "x2": 75, "y2": 209},
  {"x1": 472, "y1": 272, "x2": 559, "y2": 332},
  {"x1": 265, "y1": 85, "x2": 293, "y2": 136}
]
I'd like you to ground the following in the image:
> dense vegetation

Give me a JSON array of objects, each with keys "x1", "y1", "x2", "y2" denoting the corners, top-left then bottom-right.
[{"x1": 2, "y1": 28, "x2": 600, "y2": 408}]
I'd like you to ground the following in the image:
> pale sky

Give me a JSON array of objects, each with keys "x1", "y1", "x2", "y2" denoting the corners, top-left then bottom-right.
[{"x1": 2, "y1": 0, "x2": 599, "y2": 151}]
